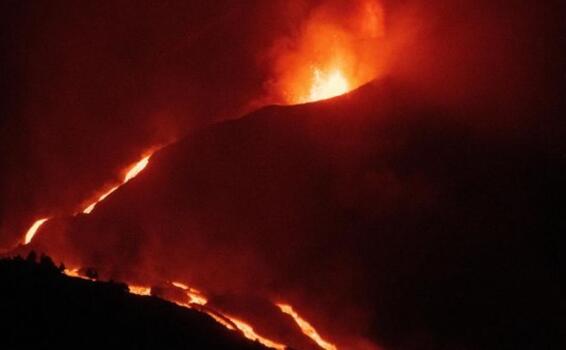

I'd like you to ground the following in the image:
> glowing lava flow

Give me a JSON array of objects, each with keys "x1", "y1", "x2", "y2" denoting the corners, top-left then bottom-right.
[
  {"x1": 18, "y1": 149, "x2": 335, "y2": 350},
  {"x1": 63, "y1": 268, "x2": 94, "y2": 281},
  {"x1": 83, "y1": 155, "x2": 150, "y2": 214},
  {"x1": 82, "y1": 186, "x2": 118, "y2": 214},
  {"x1": 23, "y1": 218, "x2": 49, "y2": 245},
  {"x1": 277, "y1": 303, "x2": 337, "y2": 350},
  {"x1": 226, "y1": 317, "x2": 286, "y2": 350},
  {"x1": 306, "y1": 68, "x2": 349, "y2": 103},
  {"x1": 21, "y1": 154, "x2": 153, "y2": 246},
  {"x1": 59, "y1": 268, "x2": 328, "y2": 350},
  {"x1": 170, "y1": 281, "x2": 285, "y2": 349},
  {"x1": 124, "y1": 156, "x2": 150, "y2": 182},
  {"x1": 128, "y1": 285, "x2": 152, "y2": 296},
  {"x1": 111, "y1": 279, "x2": 284, "y2": 349},
  {"x1": 172, "y1": 281, "x2": 208, "y2": 305}
]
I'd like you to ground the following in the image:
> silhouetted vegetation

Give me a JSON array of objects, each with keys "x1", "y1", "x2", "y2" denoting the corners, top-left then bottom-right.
[{"x1": 0, "y1": 254, "x2": 268, "y2": 349}]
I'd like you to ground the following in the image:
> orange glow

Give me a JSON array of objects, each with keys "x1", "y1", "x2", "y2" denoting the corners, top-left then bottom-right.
[
  {"x1": 277, "y1": 303, "x2": 337, "y2": 350},
  {"x1": 171, "y1": 281, "x2": 208, "y2": 305},
  {"x1": 63, "y1": 268, "x2": 81, "y2": 278},
  {"x1": 82, "y1": 155, "x2": 151, "y2": 214},
  {"x1": 124, "y1": 155, "x2": 150, "y2": 182},
  {"x1": 187, "y1": 290, "x2": 207, "y2": 305},
  {"x1": 63, "y1": 268, "x2": 94, "y2": 281},
  {"x1": 128, "y1": 285, "x2": 152, "y2": 296},
  {"x1": 167, "y1": 282, "x2": 282, "y2": 347},
  {"x1": 171, "y1": 281, "x2": 189, "y2": 289},
  {"x1": 227, "y1": 316, "x2": 286, "y2": 350},
  {"x1": 305, "y1": 68, "x2": 349, "y2": 102},
  {"x1": 206, "y1": 312, "x2": 236, "y2": 330},
  {"x1": 167, "y1": 287, "x2": 235, "y2": 330},
  {"x1": 23, "y1": 218, "x2": 49, "y2": 245},
  {"x1": 267, "y1": 0, "x2": 385, "y2": 104},
  {"x1": 168, "y1": 282, "x2": 282, "y2": 348},
  {"x1": 82, "y1": 186, "x2": 119, "y2": 214}
]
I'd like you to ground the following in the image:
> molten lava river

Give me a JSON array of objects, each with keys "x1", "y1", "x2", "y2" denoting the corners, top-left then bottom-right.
[{"x1": 19, "y1": 150, "x2": 340, "y2": 350}]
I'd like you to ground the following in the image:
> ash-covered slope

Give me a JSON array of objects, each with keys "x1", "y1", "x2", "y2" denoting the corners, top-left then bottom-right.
[
  {"x1": 31, "y1": 78, "x2": 564, "y2": 349},
  {"x1": 0, "y1": 255, "x2": 268, "y2": 350}
]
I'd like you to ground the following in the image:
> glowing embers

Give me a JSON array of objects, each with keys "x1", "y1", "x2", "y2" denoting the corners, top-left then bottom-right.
[
  {"x1": 82, "y1": 155, "x2": 150, "y2": 214},
  {"x1": 277, "y1": 303, "x2": 337, "y2": 350},
  {"x1": 23, "y1": 218, "x2": 49, "y2": 245},
  {"x1": 305, "y1": 68, "x2": 349, "y2": 103}
]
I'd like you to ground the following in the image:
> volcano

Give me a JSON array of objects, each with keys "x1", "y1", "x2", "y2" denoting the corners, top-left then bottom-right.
[
  {"x1": 14, "y1": 76, "x2": 563, "y2": 349},
  {"x1": 1, "y1": 1, "x2": 564, "y2": 349}
]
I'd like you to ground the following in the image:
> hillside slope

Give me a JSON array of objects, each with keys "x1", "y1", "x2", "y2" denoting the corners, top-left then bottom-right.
[{"x1": 28, "y1": 78, "x2": 564, "y2": 349}]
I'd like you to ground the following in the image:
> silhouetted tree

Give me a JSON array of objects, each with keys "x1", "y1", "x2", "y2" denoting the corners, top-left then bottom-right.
[
  {"x1": 84, "y1": 267, "x2": 98, "y2": 280},
  {"x1": 26, "y1": 250, "x2": 37, "y2": 263},
  {"x1": 39, "y1": 254, "x2": 58, "y2": 274}
]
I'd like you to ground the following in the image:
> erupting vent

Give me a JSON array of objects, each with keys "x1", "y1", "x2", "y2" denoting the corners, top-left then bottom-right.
[{"x1": 305, "y1": 68, "x2": 350, "y2": 103}]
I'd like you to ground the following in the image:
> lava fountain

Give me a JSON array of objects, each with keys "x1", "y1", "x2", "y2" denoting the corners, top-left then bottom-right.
[
  {"x1": 268, "y1": 0, "x2": 385, "y2": 104},
  {"x1": 304, "y1": 68, "x2": 349, "y2": 103}
]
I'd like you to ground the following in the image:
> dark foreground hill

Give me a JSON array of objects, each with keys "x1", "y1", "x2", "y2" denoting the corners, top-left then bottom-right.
[{"x1": 0, "y1": 254, "x2": 268, "y2": 350}]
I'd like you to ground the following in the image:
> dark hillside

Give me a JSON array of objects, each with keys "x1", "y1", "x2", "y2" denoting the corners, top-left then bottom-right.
[{"x1": 0, "y1": 254, "x2": 268, "y2": 350}]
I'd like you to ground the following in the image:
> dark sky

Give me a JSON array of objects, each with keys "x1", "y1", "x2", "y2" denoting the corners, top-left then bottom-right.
[{"x1": 1, "y1": 1, "x2": 565, "y2": 349}]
